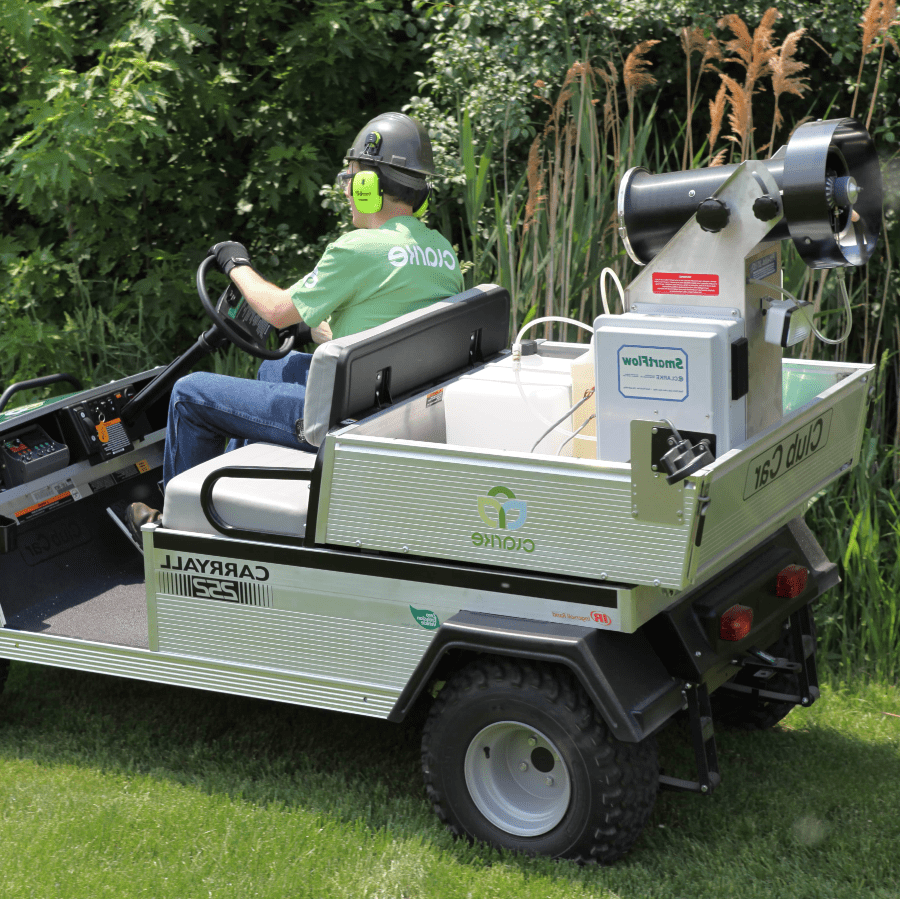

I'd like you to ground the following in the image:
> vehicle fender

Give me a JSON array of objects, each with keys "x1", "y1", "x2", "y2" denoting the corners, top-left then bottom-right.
[{"x1": 388, "y1": 610, "x2": 684, "y2": 742}]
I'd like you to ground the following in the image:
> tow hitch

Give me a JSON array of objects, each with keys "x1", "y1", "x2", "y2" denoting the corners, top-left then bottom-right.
[
  {"x1": 737, "y1": 645, "x2": 803, "y2": 676},
  {"x1": 720, "y1": 606, "x2": 820, "y2": 707}
]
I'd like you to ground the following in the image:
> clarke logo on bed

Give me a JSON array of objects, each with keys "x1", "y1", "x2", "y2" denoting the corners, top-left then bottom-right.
[
  {"x1": 477, "y1": 485, "x2": 526, "y2": 530},
  {"x1": 471, "y1": 485, "x2": 535, "y2": 553}
]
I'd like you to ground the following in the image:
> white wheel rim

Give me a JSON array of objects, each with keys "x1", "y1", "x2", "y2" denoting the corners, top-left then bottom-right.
[{"x1": 464, "y1": 721, "x2": 571, "y2": 837}]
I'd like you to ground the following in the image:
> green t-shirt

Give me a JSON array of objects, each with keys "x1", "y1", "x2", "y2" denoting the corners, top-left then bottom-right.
[{"x1": 289, "y1": 216, "x2": 464, "y2": 339}]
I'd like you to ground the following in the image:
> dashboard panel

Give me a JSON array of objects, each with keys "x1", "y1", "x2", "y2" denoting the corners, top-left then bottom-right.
[{"x1": 0, "y1": 369, "x2": 169, "y2": 544}]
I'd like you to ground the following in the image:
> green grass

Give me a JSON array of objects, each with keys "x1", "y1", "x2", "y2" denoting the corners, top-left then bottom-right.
[{"x1": 0, "y1": 664, "x2": 898, "y2": 898}]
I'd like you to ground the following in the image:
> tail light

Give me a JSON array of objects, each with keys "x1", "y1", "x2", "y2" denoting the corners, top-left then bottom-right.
[
  {"x1": 776, "y1": 564, "x2": 809, "y2": 598},
  {"x1": 720, "y1": 604, "x2": 754, "y2": 641}
]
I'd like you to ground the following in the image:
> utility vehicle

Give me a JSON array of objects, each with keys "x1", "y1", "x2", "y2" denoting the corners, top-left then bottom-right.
[{"x1": 0, "y1": 117, "x2": 882, "y2": 862}]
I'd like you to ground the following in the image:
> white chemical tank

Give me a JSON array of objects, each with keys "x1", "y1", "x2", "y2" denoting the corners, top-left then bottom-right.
[
  {"x1": 570, "y1": 340, "x2": 596, "y2": 459},
  {"x1": 443, "y1": 350, "x2": 575, "y2": 454}
]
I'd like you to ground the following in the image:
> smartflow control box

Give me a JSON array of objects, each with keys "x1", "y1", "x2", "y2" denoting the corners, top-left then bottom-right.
[{"x1": 593, "y1": 313, "x2": 747, "y2": 463}]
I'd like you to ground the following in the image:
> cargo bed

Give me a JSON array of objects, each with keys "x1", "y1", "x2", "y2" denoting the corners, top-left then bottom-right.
[{"x1": 312, "y1": 349, "x2": 871, "y2": 627}]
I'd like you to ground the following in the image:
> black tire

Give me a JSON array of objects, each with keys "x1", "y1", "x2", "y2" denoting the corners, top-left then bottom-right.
[
  {"x1": 711, "y1": 616, "x2": 816, "y2": 731},
  {"x1": 421, "y1": 656, "x2": 659, "y2": 863},
  {"x1": 0, "y1": 659, "x2": 8, "y2": 697}
]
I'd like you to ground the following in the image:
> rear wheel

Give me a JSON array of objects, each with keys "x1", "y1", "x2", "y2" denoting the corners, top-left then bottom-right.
[{"x1": 421, "y1": 656, "x2": 659, "y2": 863}]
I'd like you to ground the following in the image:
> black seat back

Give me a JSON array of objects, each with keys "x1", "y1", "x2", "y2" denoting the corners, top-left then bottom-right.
[{"x1": 302, "y1": 284, "x2": 510, "y2": 447}]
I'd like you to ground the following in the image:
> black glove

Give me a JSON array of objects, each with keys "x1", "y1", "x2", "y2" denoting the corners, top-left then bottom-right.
[
  {"x1": 292, "y1": 322, "x2": 313, "y2": 345},
  {"x1": 208, "y1": 240, "x2": 252, "y2": 276}
]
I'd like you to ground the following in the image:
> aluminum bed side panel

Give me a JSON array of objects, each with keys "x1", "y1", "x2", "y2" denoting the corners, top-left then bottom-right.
[
  {"x1": 692, "y1": 366, "x2": 871, "y2": 581},
  {"x1": 317, "y1": 439, "x2": 700, "y2": 589}
]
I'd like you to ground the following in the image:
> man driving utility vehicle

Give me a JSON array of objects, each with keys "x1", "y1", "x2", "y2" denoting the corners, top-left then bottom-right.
[{"x1": 127, "y1": 111, "x2": 463, "y2": 538}]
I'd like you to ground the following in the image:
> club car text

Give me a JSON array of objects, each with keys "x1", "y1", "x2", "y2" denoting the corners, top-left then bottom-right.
[{"x1": 743, "y1": 410, "x2": 832, "y2": 499}]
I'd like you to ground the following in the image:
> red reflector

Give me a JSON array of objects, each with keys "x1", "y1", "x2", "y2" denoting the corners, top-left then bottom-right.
[
  {"x1": 776, "y1": 564, "x2": 809, "y2": 598},
  {"x1": 720, "y1": 604, "x2": 754, "y2": 641}
]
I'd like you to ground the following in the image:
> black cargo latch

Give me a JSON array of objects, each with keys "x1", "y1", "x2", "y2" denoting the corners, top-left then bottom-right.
[
  {"x1": 374, "y1": 367, "x2": 393, "y2": 407},
  {"x1": 0, "y1": 513, "x2": 17, "y2": 554}
]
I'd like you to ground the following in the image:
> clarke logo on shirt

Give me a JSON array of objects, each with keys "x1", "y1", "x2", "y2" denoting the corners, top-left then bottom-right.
[{"x1": 389, "y1": 244, "x2": 457, "y2": 270}]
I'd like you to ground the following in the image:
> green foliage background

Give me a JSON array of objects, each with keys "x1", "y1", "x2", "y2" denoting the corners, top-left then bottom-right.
[
  {"x1": 0, "y1": 0, "x2": 426, "y2": 383},
  {"x1": 2, "y1": 0, "x2": 897, "y2": 389}
]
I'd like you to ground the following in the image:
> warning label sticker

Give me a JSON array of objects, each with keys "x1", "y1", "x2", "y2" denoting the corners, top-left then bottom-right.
[
  {"x1": 652, "y1": 273, "x2": 720, "y2": 296},
  {"x1": 88, "y1": 462, "x2": 145, "y2": 495},
  {"x1": 15, "y1": 478, "x2": 82, "y2": 523}
]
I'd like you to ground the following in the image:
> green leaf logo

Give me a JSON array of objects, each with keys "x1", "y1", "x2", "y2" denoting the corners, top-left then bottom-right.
[
  {"x1": 477, "y1": 485, "x2": 527, "y2": 530},
  {"x1": 478, "y1": 495, "x2": 506, "y2": 529},
  {"x1": 410, "y1": 606, "x2": 440, "y2": 630}
]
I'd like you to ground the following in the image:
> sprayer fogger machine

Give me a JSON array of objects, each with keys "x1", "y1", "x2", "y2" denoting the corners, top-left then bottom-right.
[{"x1": 594, "y1": 116, "x2": 880, "y2": 469}]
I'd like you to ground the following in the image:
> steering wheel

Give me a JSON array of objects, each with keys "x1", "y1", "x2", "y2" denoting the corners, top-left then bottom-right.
[{"x1": 196, "y1": 255, "x2": 295, "y2": 360}]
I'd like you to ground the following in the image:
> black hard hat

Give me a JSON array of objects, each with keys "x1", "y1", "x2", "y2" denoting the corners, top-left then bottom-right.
[{"x1": 345, "y1": 112, "x2": 435, "y2": 188}]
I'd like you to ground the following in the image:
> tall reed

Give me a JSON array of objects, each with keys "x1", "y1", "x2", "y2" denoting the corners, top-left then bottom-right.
[
  {"x1": 768, "y1": 27, "x2": 809, "y2": 155},
  {"x1": 459, "y1": 54, "x2": 660, "y2": 339},
  {"x1": 851, "y1": 0, "x2": 899, "y2": 125},
  {"x1": 681, "y1": 27, "x2": 721, "y2": 168}
]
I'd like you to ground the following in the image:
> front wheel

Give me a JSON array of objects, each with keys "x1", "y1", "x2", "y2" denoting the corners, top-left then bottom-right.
[{"x1": 421, "y1": 657, "x2": 659, "y2": 863}]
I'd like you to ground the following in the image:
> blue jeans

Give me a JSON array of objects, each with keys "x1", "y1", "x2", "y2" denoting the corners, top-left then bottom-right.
[{"x1": 163, "y1": 351, "x2": 316, "y2": 486}]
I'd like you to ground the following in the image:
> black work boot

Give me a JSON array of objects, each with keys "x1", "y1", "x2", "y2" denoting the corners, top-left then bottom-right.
[{"x1": 126, "y1": 502, "x2": 161, "y2": 542}]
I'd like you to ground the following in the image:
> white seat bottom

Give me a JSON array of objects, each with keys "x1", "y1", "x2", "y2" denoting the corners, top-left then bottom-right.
[{"x1": 162, "y1": 443, "x2": 316, "y2": 539}]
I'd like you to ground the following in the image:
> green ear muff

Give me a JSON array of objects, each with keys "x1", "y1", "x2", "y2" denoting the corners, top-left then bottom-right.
[
  {"x1": 351, "y1": 170, "x2": 383, "y2": 214},
  {"x1": 413, "y1": 185, "x2": 431, "y2": 219}
]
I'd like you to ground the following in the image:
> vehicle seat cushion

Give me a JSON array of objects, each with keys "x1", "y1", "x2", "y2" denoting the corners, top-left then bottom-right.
[{"x1": 162, "y1": 443, "x2": 315, "y2": 538}]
